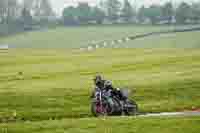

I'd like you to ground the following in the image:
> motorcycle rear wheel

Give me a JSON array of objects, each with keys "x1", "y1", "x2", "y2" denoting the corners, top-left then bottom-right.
[{"x1": 91, "y1": 101, "x2": 111, "y2": 117}]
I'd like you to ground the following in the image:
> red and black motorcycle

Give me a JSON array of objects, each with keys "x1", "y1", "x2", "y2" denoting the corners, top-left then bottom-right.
[{"x1": 91, "y1": 88, "x2": 138, "y2": 117}]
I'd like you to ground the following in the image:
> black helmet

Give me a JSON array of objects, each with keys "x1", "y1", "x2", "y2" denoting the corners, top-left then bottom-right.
[
  {"x1": 94, "y1": 75, "x2": 103, "y2": 84},
  {"x1": 104, "y1": 80, "x2": 112, "y2": 88}
]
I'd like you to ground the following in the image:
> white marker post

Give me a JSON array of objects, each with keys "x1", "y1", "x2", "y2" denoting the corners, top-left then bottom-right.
[
  {"x1": 118, "y1": 39, "x2": 123, "y2": 43},
  {"x1": 0, "y1": 45, "x2": 9, "y2": 50},
  {"x1": 80, "y1": 48, "x2": 85, "y2": 51},
  {"x1": 125, "y1": 37, "x2": 130, "y2": 41},
  {"x1": 111, "y1": 41, "x2": 115, "y2": 45},
  {"x1": 88, "y1": 46, "x2": 93, "y2": 51},
  {"x1": 96, "y1": 45, "x2": 99, "y2": 49},
  {"x1": 103, "y1": 42, "x2": 107, "y2": 47}
]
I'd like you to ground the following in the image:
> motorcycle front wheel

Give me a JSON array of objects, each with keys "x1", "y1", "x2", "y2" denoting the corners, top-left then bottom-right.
[{"x1": 124, "y1": 100, "x2": 138, "y2": 116}]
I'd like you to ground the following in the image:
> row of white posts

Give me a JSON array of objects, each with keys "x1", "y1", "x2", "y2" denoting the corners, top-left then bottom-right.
[
  {"x1": 0, "y1": 45, "x2": 9, "y2": 50},
  {"x1": 80, "y1": 37, "x2": 131, "y2": 51}
]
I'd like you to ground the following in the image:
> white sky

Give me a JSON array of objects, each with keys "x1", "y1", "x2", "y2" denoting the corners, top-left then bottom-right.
[{"x1": 50, "y1": 0, "x2": 200, "y2": 16}]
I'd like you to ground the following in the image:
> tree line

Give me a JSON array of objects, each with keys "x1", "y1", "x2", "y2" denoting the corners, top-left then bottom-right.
[
  {"x1": 0, "y1": 0, "x2": 54, "y2": 35},
  {"x1": 62, "y1": 0, "x2": 200, "y2": 25},
  {"x1": 1, "y1": 0, "x2": 200, "y2": 35},
  {"x1": 1, "y1": 0, "x2": 200, "y2": 26}
]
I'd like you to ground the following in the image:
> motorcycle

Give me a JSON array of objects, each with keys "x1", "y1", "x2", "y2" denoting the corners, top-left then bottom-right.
[{"x1": 91, "y1": 88, "x2": 138, "y2": 117}]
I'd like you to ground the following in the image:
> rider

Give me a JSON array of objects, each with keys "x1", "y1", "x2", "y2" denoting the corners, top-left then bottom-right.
[
  {"x1": 92, "y1": 75, "x2": 125, "y2": 101},
  {"x1": 91, "y1": 75, "x2": 105, "y2": 98},
  {"x1": 103, "y1": 80, "x2": 126, "y2": 101},
  {"x1": 94, "y1": 75, "x2": 105, "y2": 89}
]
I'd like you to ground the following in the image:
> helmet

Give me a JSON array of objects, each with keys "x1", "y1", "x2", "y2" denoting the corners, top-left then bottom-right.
[
  {"x1": 94, "y1": 75, "x2": 103, "y2": 84},
  {"x1": 104, "y1": 80, "x2": 112, "y2": 88}
]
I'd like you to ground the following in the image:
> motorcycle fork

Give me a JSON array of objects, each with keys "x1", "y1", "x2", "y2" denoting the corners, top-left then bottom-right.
[{"x1": 99, "y1": 92, "x2": 103, "y2": 112}]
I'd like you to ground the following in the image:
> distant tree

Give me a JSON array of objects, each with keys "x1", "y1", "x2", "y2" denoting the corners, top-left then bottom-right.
[
  {"x1": 24, "y1": 0, "x2": 34, "y2": 9},
  {"x1": 137, "y1": 6, "x2": 147, "y2": 23},
  {"x1": 0, "y1": 0, "x2": 7, "y2": 23},
  {"x1": 33, "y1": 0, "x2": 54, "y2": 18},
  {"x1": 190, "y1": 2, "x2": 200, "y2": 23},
  {"x1": 6, "y1": 0, "x2": 18, "y2": 23},
  {"x1": 121, "y1": 0, "x2": 134, "y2": 22},
  {"x1": 105, "y1": 0, "x2": 121, "y2": 22},
  {"x1": 41, "y1": 0, "x2": 53, "y2": 16},
  {"x1": 91, "y1": 6, "x2": 105, "y2": 24},
  {"x1": 62, "y1": 6, "x2": 78, "y2": 25},
  {"x1": 21, "y1": 8, "x2": 32, "y2": 26},
  {"x1": 0, "y1": 0, "x2": 21, "y2": 34},
  {"x1": 76, "y1": 2, "x2": 92, "y2": 24},
  {"x1": 162, "y1": 2, "x2": 174, "y2": 24},
  {"x1": 145, "y1": 5, "x2": 162, "y2": 24},
  {"x1": 99, "y1": 0, "x2": 107, "y2": 12},
  {"x1": 175, "y1": 2, "x2": 192, "y2": 24}
]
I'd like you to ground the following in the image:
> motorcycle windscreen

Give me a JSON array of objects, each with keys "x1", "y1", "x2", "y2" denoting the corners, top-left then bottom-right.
[{"x1": 121, "y1": 89, "x2": 129, "y2": 98}]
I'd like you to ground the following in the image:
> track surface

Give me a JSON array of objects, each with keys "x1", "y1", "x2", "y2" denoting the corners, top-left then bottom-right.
[
  {"x1": 139, "y1": 111, "x2": 200, "y2": 117},
  {"x1": 83, "y1": 27, "x2": 200, "y2": 49}
]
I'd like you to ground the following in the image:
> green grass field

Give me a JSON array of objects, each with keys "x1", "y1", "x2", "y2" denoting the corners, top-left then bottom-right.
[
  {"x1": 0, "y1": 49, "x2": 200, "y2": 122},
  {"x1": 1, "y1": 116, "x2": 200, "y2": 133},
  {"x1": 1, "y1": 25, "x2": 199, "y2": 48},
  {"x1": 0, "y1": 25, "x2": 200, "y2": 132}
]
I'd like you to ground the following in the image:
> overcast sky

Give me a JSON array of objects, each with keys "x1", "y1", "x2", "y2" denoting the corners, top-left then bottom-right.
[{"x1": 50, "y1": 0, "x2": 200, "y2": 16}]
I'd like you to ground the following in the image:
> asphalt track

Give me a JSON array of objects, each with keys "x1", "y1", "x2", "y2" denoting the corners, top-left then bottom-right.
[
  {"x1": 84, "y1": 27, "x2": 200, "y2": 49},
  {"x1": 139, "y1": 111, "x2": 200, "y2": 117}
]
